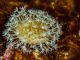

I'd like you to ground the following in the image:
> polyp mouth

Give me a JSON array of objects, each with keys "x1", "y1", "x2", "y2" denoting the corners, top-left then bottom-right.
[{"x1": 16, "y1": 20, "x2": 49, "y2": 44}]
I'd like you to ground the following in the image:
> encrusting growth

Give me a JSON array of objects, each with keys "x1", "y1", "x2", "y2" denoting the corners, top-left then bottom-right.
[{"x1": 3, "y1": 7, "x2": 62, "y2": 54}]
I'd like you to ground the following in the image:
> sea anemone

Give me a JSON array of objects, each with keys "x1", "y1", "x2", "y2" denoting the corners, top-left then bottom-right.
[{"x1": 3, "y1": 7, "x2": 62, "y2": 54}]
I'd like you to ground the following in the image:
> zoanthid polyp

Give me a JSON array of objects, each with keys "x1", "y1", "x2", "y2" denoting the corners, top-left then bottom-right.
[{"x1": 3, "y1": 7, "x2": 62, "y2": 54}]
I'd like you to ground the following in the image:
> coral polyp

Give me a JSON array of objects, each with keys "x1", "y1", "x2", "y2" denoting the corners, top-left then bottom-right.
[{"x1": 3, "y1": 7, "x2": 62, "y2": 54}]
